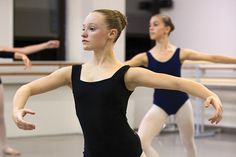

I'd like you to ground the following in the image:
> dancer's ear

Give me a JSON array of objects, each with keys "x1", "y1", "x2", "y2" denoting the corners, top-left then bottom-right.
[{"x1": 108, "y1": 29, "x2": 118, "y2": 40}]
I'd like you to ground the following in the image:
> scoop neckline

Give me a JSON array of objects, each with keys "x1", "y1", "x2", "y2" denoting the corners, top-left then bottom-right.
[
  {"x1": 79, "y1": 65, "x2": 127, "y2": 83},
  {"x1": 148, "y1": 48, "x2": 179, "y2": 63}
]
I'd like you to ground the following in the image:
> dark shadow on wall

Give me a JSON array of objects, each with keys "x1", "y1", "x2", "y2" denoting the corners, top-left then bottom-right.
[{"x1": 14, "y1": 0, "x2": 66, "y2": 60}]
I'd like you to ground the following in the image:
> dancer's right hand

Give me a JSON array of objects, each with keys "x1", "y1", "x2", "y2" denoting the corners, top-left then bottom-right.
[
  {"x1": 13, "y1": 108, "x2": 36, "y2": 130},
  {"x1": 45, "y1": 40, "x2": 60, "y2": 49},
  {"x1": 14, "y1": 52, "x2": 32, "y2": 69}
]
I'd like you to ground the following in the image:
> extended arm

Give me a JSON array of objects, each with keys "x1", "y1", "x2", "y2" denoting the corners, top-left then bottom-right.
[
  {"x1": 1, "y1": 40, "x2": 60, "y2": 55},
  {"x1": 181, "y1": 48, "x2": 236, "y2": 63},
  {"x1": 12, "y1": 66, "x2": 72, "y2": 130},
  {"x1": 125, "y1": 52, "x2": 148, "y2": 67},
  {"x1": 125, "y1": 67, "x2": 223, "y2": 124}
]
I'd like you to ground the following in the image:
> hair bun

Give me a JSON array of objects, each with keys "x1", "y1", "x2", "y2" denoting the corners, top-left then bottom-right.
[{"x1": 113, "y1": 10, "x2": 128, "y2": 30}]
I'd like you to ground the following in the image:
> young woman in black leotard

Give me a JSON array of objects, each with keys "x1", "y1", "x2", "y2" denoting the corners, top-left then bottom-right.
[
  {"x1": 12, "y1": 9, "x2": 222, "y2": 157},
  {"x1": 0, "y1": 40, "x2": 59, "y2": 156},
  {"x1": 126, "y1": 14, "x2": 236, "y2": 157}
]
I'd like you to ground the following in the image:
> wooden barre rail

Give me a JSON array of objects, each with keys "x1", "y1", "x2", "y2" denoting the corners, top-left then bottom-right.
[
  {"x1": 0, "y1": 61, "x2": 81, "y2": 76},
  {"x1": 1, "y1": 61, "x2": 235, "y2": 68},
  {"x1": 1, "y1": 62, "x2": 236, "y2": 84},
  {"x1": 186, "y1": 78, "x2": 236, "y2": 87},
  {"x1": 1, "y1": 75, "x2": 236, "y2": 86},
  {"x1": 0, "y1": 61, "x2": 80, "y2": 67},
  {"x1": 183, "y1": 63, "x2": 236, "y2": 70},
  {"x1": 0, "y1": 72, "x2": 52, "y2": 76}
]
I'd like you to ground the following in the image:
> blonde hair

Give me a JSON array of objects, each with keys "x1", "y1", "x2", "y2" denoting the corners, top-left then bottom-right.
[{"x1": 93, "y1": 9, "x2": 127, "y2": 42}]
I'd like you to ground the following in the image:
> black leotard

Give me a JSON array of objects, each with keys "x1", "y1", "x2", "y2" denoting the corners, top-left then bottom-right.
[
  {"x1": 0, "y1": 51, "x2": 14, "y2": 84},
  {"x1": 0, "y1": 51, "x2": 14, "y2": 58},
  {"x1": 71, "y1": 64, "x2": 142, "y2": 157}
]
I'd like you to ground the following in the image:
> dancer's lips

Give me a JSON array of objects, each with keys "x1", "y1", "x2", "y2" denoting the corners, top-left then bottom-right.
[{"x1": 82, "y1": 39, "x2": 89, "y2": 43}]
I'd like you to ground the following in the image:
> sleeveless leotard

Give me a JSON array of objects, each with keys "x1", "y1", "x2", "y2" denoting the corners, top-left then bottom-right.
[
  {"x1": 146, "y1": 48, "x2": 189, "y2": 115},
  {"x1": 71, "y1": 64, "x2": 142, "y2": 157}
]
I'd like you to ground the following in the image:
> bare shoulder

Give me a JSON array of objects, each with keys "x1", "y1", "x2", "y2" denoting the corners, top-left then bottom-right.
[
  {"x1": 180, "y1": 48, "x2": 196, "y2": 61},
  {"x1": 126, "y1": 66, "x2": 155, "y2": 80},
  {"x1": 52, "y1": 66, "x2": 72, "y2": 84},
  {"x1": 56, "y1": 66, "x2": 72, "y2": 74},
  {"x1": 126, "y1": 66, "x2": 143, "y2": 78},
  {"x1": 135, "y1": 52, "x2": 148, "y2": 61},
  {"x1": 125, "y1": 67, "x2": 151, "y2": 90},
  {"x1": 181, "y1": 48, "x2": 196, "y2": 53},
  {"x1": 136, "y1": 52, "x2": 147, "y2": 57},
  {"x1": 126, "y1": 52, "x2": 148, "y2": 67}
]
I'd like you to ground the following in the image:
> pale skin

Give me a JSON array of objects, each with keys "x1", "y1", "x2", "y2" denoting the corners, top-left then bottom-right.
[
  {"x1": 1, "y1": 40, "x2": 60, "y2": 55},
  {"x1": 126, "y1": 15, "x2": 236, "y2": 157},
  {"x1": 0, "y1": 40, "x2": 59, "y2": 156},
  {"x1": 12, "y1": 12, "x2": 222, "y2": 157}
]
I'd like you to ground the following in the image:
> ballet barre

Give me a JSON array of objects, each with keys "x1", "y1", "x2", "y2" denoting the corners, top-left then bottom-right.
[{"x1": 0, "y1": 61, "x2": 80, "y2": 83}]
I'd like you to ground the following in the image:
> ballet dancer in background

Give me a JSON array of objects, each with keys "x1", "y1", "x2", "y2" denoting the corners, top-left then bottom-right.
[
  {"x1": 126, "y1": 14, "x2": 236, "y2": 157},
  {"x1": 0, "y1": 40, "x2": 59, "y2": 155}
]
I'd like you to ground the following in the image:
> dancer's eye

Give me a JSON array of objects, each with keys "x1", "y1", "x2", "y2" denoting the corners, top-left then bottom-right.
[{"x1": 89, "y1": 26, "x2": 96, "y2": 31}]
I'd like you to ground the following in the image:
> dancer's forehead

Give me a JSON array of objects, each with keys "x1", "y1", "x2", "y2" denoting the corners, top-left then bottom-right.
[
  {"x1": 150, "y1": 15, "x2": 162, "y2": 23},
  {"x1": 83, "y1": 12, "x2": 107, "y2": 28}
]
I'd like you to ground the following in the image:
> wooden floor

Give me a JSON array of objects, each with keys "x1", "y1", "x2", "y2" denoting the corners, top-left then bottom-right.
[{"x1": 5, "y1": 131, "x2": 236, "y2": 157}]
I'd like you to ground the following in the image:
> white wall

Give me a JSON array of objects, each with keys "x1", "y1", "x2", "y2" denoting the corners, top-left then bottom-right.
[
  {"x1": 66, "y1": 0, "x2": 126, "y2": 62},
  {"x1": 0, "y1": 0, "x2": 13, "y2": 47},
  {"x1": 162, "y1": 0, "x2": 236, "y2": 56}
]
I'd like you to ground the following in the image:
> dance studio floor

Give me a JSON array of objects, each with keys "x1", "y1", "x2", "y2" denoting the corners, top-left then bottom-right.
[{"x1": 8, "y1": 132, "x2": 236, "y2": 157}]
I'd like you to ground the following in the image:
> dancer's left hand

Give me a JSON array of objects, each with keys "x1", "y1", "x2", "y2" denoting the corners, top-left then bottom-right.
[{"x1": 204, "y1": 95, "x2": 223, "y2": 124}]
